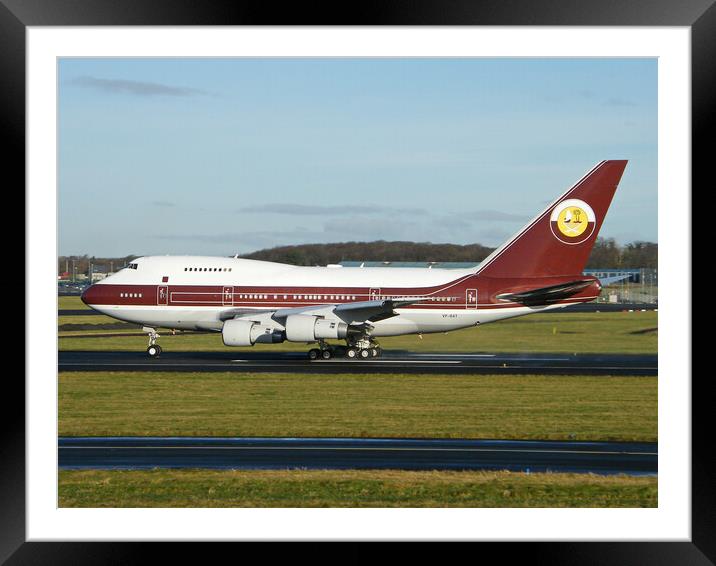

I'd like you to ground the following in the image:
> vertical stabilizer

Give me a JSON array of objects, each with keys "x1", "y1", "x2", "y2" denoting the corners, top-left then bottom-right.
[{"x1": 476, "y1": 160, "x2": 628, "y2": 278}]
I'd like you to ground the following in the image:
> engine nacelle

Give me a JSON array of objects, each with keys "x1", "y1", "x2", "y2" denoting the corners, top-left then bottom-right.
[
  {"x1": 222, "y1": 318, "x2": 284, "y2": 347},
  {"x1": 285, "y1": 315, "x2": 348, "y2": 342}
]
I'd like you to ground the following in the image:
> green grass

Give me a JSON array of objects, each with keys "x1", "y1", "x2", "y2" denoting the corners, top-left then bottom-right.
[
  {"x1": 58, "y1": 315, "x2": 132, "y2": 326},
  {"x1": 58, "y1": 372, "x2": 657, "y2": 441},
  {"x1": 58, "y1": 311, "x2": 658, "y2": 354},
  {"x1": 59, "y1": 296, "x2": 90, "y2": 310},
  {"x1": 58, "y1": 468, "x2": 657, "y2": 507}
]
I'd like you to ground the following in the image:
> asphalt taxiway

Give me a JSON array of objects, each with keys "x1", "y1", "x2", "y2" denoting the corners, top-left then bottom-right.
[
  {"x1": 58, "y1": 350, "x2": 657, "y2": 375},
  {"x1": 58, "y1": 437, "x2": 657, "y2": 475}
]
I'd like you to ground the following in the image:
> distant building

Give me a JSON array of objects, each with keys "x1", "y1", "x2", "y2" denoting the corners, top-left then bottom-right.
[{"x1": 583, "y1": 269, "x2": 640, "y2": 283}]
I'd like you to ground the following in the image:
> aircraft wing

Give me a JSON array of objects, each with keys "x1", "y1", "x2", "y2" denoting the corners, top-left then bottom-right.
[
  {"x1": 330, "y1": 298, "x2": 423, "y2": 324},
  {"x1": 218, "y1": 307, "x2": 279, "y2": 321},
  {"x1": 495, "y1": 279, "x2": 595, "y2": 306},
  {"x1": 220, "y1": 298, "x2": 424, "y2": 325}
]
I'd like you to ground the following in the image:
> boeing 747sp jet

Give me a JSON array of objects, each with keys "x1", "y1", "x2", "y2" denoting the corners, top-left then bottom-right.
[{"x1": 81, "y1": 160, "x2": 628, "y2": 359}]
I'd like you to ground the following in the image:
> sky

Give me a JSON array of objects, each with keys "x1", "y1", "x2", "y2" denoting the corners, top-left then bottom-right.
[{"x1": 58, "y1": 58, "x2": 657, "y2": 257}]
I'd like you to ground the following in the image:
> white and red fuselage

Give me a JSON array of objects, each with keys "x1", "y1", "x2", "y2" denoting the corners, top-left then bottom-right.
[
  {"x1": 82, "y1": 256, "x2": 601, "y2": 336},
  {"x1": 81, "y1": 160, "x2": 627, "y2": 351}
]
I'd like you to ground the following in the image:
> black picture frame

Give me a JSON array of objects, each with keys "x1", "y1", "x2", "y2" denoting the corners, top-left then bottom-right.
[{"x1": 10, "y1": 0, "x2": 701, "y2": 561}]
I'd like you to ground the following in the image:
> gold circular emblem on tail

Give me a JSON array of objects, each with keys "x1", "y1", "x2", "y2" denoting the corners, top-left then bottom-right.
[
  {"x1": 549, "y1": 199, "x2": 596, "y2": 245},
  {"x1": 556, "y1": 205, "x2": 589, "y2": 238}
]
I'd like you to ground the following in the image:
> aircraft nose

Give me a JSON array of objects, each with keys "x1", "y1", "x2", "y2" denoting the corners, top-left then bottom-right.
[{"x1": 81, "y1": 284, "x2": 95, "y2": 305}]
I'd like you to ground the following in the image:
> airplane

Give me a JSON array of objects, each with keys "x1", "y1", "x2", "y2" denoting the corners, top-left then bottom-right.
[{"x1": 81, "y1": 160, "x2": 628, "y2": 360}]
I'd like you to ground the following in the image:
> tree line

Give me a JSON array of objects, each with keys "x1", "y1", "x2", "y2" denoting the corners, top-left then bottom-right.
[
  {"x1": 58, "y1": 238, "x2": 657, "y2": 276},
  {"x1": 584, "y1": 239, "x2": 657, "y2": 269},
  {"x1": 243, "y1": 238, "x2": 656, "y2": 269},
  {"x1": 242, "y1": 241, "x2": 495, "y2": 266}
]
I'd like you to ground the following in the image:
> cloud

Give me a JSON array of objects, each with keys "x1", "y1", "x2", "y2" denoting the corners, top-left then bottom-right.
[
  {"x1": 237, "y1": 203, "x2": 429, "y2": 216},
  {"x1": 153, "y1": 204, "x2": 529, "y2": 253},
  {"x1": 443, "y1": 210, "x2": 529, "y2": 223},
  {"x1": 236, "y1": 201, "x2": 524, "y2": 222},
  {"x1": 151, "y1": 200, "x2": 175, "y2": 207},
  {"x1": 70, "y1": 76, "x2": 209, "y2": 97},
  {"x1": 475, "y1": 226, "x2": 513, "y2": 243},
  {"x1": 153, "y1": 196, "x2": 534, "y2": 254},
  {"x1": 153, "y1": 228, "x2": 327, "y2": 250},
  {"x1": 468, "y1": 210, "x2": 529, "y2": 222},
  {"x1": 322, "y1": 217, "x2": 424, "y2": 241},
  {"x1": 604, "y1": 97, "x2": 637, "y2": 107},
  {"x1": 157, "y1": 211, "x2": 516, "y2": 249}
]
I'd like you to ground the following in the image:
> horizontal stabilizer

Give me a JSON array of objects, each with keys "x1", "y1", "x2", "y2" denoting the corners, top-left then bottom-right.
[
  {"x1": 495, "y1": 279, "x2": 595, "y2": 306},
  {"x1": 598, "y1": 274, "x2": 631, "y2": 286}
]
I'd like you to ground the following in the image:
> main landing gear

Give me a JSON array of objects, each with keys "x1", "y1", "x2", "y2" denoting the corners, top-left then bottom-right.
[
  {"x1": 144, "y1": 327, "x2": 162, "y2": 358},
  {"x1": 307, "y1": 337, "x2": 382, "y2": 360}
]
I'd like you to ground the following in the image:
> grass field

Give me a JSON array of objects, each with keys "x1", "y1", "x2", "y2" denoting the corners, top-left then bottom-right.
[
  {"x1": 59, "y1": 372, "x2": 657, "y2": 440},
  {"x1": 58, "y1": 468, "x2": 657, "y2": 507},
  {"x1": 58, "y1": 314, "x2": 128, "y2": 326},
  {"x1": 59, "y1": 296, "x2": 90, "y2": 310},
  {"x1": 57, "y1": 304, "x2": 658, "y2": 509},
  {"x1": 58, "y1": 311, "x2": 658, "y2": 354}
]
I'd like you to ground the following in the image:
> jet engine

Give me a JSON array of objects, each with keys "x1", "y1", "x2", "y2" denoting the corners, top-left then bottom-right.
[
  {"x1": 222, "y1": 318, "x2": 284, "y2": 347},
  {"x1": 285, "y1": 314, "x2": 348, "y2": 342}
]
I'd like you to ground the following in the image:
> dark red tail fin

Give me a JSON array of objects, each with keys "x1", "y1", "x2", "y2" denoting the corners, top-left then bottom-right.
[{"x1": 476, "y1": 160, "x2": 628, "y2": 278}]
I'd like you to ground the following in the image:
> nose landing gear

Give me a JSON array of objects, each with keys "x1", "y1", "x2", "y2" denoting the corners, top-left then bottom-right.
[
  {"x1": 147, "y1": 344, "x2": 162, "y2": 357},
  {"x1": 144, "y1": 327, "x2": 162, "y2": 358}
]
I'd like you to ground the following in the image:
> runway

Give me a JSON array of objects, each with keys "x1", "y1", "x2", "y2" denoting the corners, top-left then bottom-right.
[
  {"x1": 58, "y1": 437, "x2": 657, "y2": 475},
  {"x1": 58, "y1": 350, "x2": 657, "y2": 375}
]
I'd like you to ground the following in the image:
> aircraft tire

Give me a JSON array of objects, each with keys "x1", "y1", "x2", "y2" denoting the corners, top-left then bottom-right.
[
  {"x1": 346, "y1": 348, "x2": 358, "y2": 359},
  {"x1": 147, "y1": 345, "x2": 161, "y2": 358},
  {"x1": 321, "y1": 349, "x2": 332, "y2": 360},
  {"x1": 359, "y1": 348, "x2": 371, "y2": 359},
  {"x1": 308, "y1": 348, "x2": 320, "y2": 360}
]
